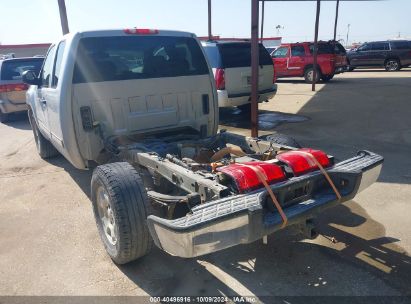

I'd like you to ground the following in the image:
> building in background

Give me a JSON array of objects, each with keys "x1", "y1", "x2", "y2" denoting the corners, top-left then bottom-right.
[
  {"x1": 0, "y1": 43, "x2": 51, "y2": 58},
  {"x1": 198, "y1": 36, "x2": 282, "y2": 48}
]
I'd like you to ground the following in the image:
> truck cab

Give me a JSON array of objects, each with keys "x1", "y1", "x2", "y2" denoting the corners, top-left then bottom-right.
[{"x1": 25, "y1": 29, "x2": 218, "y2": 169}]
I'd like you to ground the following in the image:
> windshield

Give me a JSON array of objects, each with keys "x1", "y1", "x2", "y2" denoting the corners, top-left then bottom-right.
[
  {"x1": 0, "y1": 59, "x2": 43, "y2": 81},
  {"x1": 73, "y1": 36, "x2": 209, "y2": 84}
]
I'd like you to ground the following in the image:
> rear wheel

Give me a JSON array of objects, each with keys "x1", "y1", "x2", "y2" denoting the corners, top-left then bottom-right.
[
  {"x1": 384, "y1": 59, "x2": 401, "y2": 71},
  {"x1": 91, "y1": 162, "x2": 153, "y2": 264},
  {"x1": 304, "y1": 67, "x2": 321, "y2": 84},
  {"x1": 28, "y1": 108, "x2": 59, "y2": 159},
  {"x1": 0, "y1": 110, "x2": 9, "y2": 123}
]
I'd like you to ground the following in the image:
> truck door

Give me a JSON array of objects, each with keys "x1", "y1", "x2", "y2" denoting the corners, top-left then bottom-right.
[
  {"x1": 35, "y1": 45, "x2": 56, "y2": 137},
  {"x1": 288, "y1": 45, "x2": 306, "y2": 76},
  {"x1": 272, "y1": 46, "x2": 289, "y2": 77},
  {"x1": 350, "y1": 43, "x2": 372, "y2": 66},
  {"x1": 369, "y1": 42, "x2": 390, "y2": 66},
  {"x1": 46, "y1": 41, "x2": 66, "y2": 149}
]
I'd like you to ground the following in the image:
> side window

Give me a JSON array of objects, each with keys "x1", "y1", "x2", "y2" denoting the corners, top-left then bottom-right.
[
  {"x1": 291, "y1": 45, "x2": 305, "y2": 57},
  {"x1": 372, "y1": 42, "x2": 389, "y2": 51},
  {"x1": 40, "y1": 45, "x2": 56, "y2": 88},
  {"x1": 52, "y1": 41, "x2": 66, "y2": 88},
  {"x1": 273, "y1": 47, "x2": 288, "y2": 58},
  {"x1": 391, "y1": 41, "x2": 411, "y2": 50},
  {"x1": 358, "y1": 44, "x2": 371, "y2": 52}
]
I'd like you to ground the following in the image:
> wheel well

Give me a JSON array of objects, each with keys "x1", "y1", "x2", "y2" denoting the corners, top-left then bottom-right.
[
  {"x1": 304, "y1": 64, "x2": 323, "y2": 75},
  {"x1": 384, "y1": 57, "x2": 400, "y2": 65}
]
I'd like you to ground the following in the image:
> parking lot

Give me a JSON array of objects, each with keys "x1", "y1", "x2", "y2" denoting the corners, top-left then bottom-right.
[{"x1": 1, "y1": 69, "x2": 410, "y2": 297}]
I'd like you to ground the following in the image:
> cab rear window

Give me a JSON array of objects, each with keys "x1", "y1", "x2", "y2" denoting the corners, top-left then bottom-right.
[
  {"x1": 73, "y1": 36, "x2": 209, "y2": 83},
  {"x1": 217, "y1": 43, "x2": 273, "y2": 68},
  {"x1": 0, "y1": 59, "x2": 43, "y2": 81}
]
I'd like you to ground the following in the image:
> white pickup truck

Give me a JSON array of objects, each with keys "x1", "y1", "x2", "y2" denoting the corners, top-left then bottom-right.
[{"x1": 23, "y1": 28, "x2": 383, "y2": 264}]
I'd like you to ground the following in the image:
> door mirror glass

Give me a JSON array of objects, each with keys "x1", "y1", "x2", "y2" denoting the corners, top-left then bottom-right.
[{"x1": 22, "y1": 70, "x2": 40, "y2": 86}]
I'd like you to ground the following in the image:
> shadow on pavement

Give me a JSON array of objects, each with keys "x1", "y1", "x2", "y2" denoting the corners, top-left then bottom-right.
[
  {"x1": 219, "y1": 108, "x2": 309, "y2": 131},
  {"x1": 118, "y1": 202, "x2": 411, "y2": 296},
  {"x1": 48, "y1": 156, "x2": 92, "y2": 198},
  {"x1": 2, "y1": 112, "x2": 31, "y2": 130}
]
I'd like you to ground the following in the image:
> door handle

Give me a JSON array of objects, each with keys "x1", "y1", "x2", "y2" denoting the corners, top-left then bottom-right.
[{"x1": 40, "y1": 98, "x2": 47, "y2": 105}]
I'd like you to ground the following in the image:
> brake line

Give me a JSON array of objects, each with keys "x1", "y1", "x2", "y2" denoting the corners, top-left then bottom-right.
[{"x1": 237, "y1": 164, "x2": 288, "y2": 228}]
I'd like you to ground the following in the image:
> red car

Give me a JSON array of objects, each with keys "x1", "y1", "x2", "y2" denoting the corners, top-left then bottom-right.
[{"x1": 271, "y1": 41, "x2": 348, "y2": 83}]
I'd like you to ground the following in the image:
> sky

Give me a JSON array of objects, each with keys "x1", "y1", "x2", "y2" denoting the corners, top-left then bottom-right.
[{"x1": 0, "y1": 0, "x2": 410, "y2": 45}]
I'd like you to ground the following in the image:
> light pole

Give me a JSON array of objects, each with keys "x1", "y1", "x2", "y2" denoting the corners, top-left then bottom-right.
[
  {"x1": 57, "y1": 0, "x2": 69, "y2": 34},
  {"x1": 346, "y1": 24, "x2": 351, "y2": 48}
]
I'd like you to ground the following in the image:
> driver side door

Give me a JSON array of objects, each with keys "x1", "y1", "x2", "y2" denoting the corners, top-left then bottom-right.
[
  {"x1": 350, "y1": 43, "x2": 372, "y2": 66},
  {"x1": 272, "y1": 46, "x2": 290, "y2": 77}
]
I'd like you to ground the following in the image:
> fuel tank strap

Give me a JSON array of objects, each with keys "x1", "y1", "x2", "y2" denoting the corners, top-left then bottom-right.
[
  {"x1": 237, "y1": 163, "x2": 288, "y2": 228},
  {"x1": 285, "y1": 150, "x2": 342, "y2": 201}
]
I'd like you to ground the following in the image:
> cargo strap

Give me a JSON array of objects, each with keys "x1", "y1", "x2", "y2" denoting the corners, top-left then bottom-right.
[
  {"x1": 238, "y1": 164, "x2": 288, "y2": 228},
  {"x1": 289, "y1": 151, "x2": 342, "y2": 201}
]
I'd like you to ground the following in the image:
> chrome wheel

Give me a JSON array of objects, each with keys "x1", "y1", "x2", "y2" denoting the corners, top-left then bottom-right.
[
  {"x1": 307, "y1": 70, "x2": 314, "y2": 82},
  {"x1": 386, "y1": 60, "x2": 399, "y2": 71},
  {"x1": 96, "y1": 186, "x2": 117, "y2": 246}
]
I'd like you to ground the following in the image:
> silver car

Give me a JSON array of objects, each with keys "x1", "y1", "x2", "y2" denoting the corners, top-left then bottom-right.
[{"x1": 0, "y1": 57, "x2": 44, "y2": 122}]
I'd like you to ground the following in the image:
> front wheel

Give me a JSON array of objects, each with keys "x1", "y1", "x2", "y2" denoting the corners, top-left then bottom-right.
[
  {"x1": 304, "y1": 67, "x2": 321, "y2": 84},
  {"x1": 91, "y1": 162, "x2": 153, "y2": 264},
  {"x1": 28, "y1": 108, "x2": 59, "y2": 159},
  {"x1": 384, "y1": 59, "x2": 401, "y2": 71}
]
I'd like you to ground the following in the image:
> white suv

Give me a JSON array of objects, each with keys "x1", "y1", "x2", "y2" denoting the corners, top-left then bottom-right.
[{"x1": 202, "y1": 40, "x2": 277, "y2": 111}]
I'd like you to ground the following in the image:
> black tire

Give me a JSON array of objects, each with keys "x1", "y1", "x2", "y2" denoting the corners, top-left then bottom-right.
[
  {"x1": 91, "y1": 162, "x2": 153, "y2": 264},
  {"x1": 0, "y1": 110, "x2": 9, "y2": 123},
  {"x1": 261, "y1": 132, "x2": 301, "y2": 148},
  {"x1": 28, "y1": 108, "x2": 59, "y2": 159},
  {"x1": 304, "y1": 67, "x2": 321, "y2": 84},
  {"x1": 321, "y1": 74, "x2": 334, "y2": 82},
  {"x1": 384, "y1": 59, "x2": 401, "y2": 71},
  {"x1": 237, "y1": 103, "x2": 252, "y2": 113}
]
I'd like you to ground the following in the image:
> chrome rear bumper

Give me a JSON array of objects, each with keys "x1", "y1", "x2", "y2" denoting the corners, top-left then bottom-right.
[{"x1": 147, "y1": 151, "x2": 383, "y2": 258}]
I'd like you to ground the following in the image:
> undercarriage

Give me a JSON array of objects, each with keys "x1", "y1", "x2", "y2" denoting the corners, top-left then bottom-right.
[{"x1": 93, "y1": 130, "x2": 383, "y2": 259}]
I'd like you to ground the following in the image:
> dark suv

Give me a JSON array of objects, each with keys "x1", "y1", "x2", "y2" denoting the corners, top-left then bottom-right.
[{"x1": 347, "y1": 40, "x2": 411, "y2": 71}]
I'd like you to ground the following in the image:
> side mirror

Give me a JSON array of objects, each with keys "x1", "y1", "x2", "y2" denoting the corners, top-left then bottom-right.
[{"x1": 22, "y1": 70, "x2": 40, "y2": 86}]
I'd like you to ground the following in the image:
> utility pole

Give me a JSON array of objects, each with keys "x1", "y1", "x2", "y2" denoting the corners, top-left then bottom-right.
[
  {"x1": 260, "y1": 0, "x2": 265, "y2": 42},
  {"x1": 312, "y1": 0, "x2": 321, "y2": 92},
  {"x1": 57, "y1": 0, "x2": 69, "y2": 34},
  {"x1": 208, "y1": 0, "x2": 212, "y2": 40},
  {"x1": 346, "y1": 24, "x2": 351, "y2": 48},
  {"x1": 333, "y1": 0, "x2": 340, "y2": 42},
  {"x1": 250, "y1": 0, "x2": 259, "y2": 137}
]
